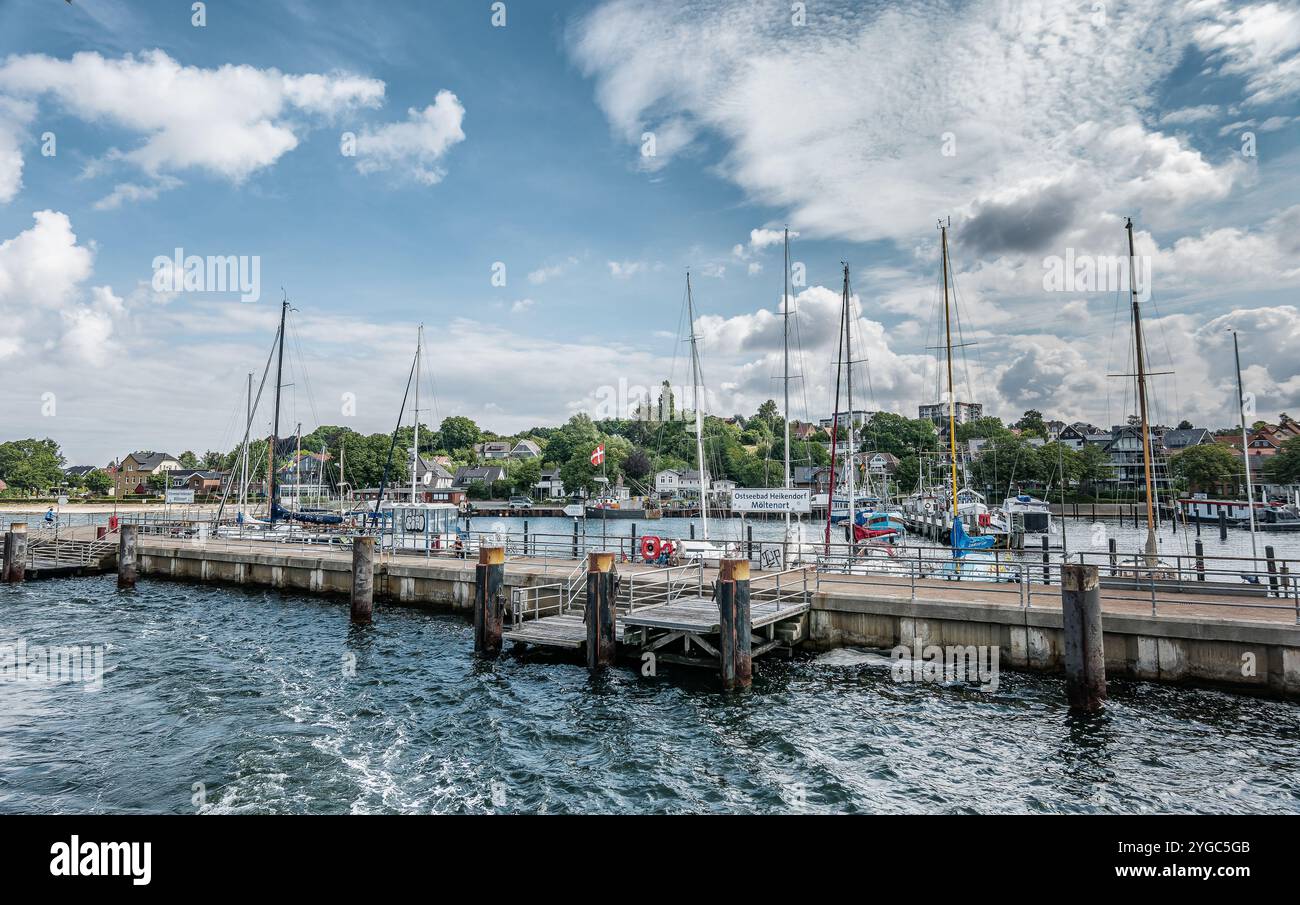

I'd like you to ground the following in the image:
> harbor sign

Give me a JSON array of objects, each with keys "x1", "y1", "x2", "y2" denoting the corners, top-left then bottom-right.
[{"x1": 731, "y1": 488, "x2": 811, "y2": 513}]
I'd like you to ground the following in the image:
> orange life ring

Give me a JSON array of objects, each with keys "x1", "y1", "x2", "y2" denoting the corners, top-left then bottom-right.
[
  {"x1": 641, "y1": 535, "x2": 662, "y2": 560},
  {"x1": 108, "y1": 515, "x2": 119, "y2": 532}
]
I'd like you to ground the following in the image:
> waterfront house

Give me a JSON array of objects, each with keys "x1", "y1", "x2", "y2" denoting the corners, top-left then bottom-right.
[
  {"x1": 654, "y1": 469, "x2": 705, "y2": 497},
  {"x1": 414, "y1": 456, "x2": 454, "y2": 489},
  {"x1": 170, "y1": 470, "x2": 227, "y2": 496},
  {"x1": 864, "y1": 451, "x2": 900, "y2": 475},
  {"x1": 792, "y1": 465, "x2": 834, "y2": 494},
  {"x1": 473, "y1": 441, "x2": 513, "y2": 460},
  {"x1": 534, "y1": 467, "x2": 565, "y2": 499},
  {"x1": 510, "y1": 439, "x2": 542, "y2": 459},
  {"x1": 1160, "y1": 427, "x2": 1213, "y2": 456},
  {"x1": 114, "y1": 451, "x2": 182, "y2": 496},
  {"x1": 711, "y1": 478, "x2": 737, "y2": 496},
  {"x1": 452, "y1": 465, "x2": 508, "y2": 488},
  {"x1": 1103, "y1": 425, "x2": 1172, "y2": 492}
]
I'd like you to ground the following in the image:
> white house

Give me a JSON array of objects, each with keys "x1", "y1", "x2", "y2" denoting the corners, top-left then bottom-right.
[
  {"x1": 656, "y1": 469, "x2": 705, "y2": 495},
  {"x1": 533, "y1": 467, "x2": 565, "y2": 499},
  {"x1": 711, "y1": 478, "x2": 737, "y2": 496}
]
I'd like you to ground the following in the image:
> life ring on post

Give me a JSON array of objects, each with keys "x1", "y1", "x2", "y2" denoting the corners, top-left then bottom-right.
[
  {"x1": 108, "y1": 515, "x2": 120, "y2": 532},
  {"x1": 640, "y1": 535, "x2": 662, "y2": 561}
]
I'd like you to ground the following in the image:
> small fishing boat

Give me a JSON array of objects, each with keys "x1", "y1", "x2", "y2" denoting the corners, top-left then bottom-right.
[
  {"x1": 1258, "y1": 505, "x2": 1300, "y2": 532},
  {"x1": 1002, "y1": 492, "x2": 1053, "y2": 533}
]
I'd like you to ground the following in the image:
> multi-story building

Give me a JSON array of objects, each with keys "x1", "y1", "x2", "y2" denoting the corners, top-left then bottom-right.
[
  {"x1": 918, "y1": 401, "x2": 983, "y2": 429},
  {"x1": 113, "y1": 451, "x2": 182, "y2": 497}
]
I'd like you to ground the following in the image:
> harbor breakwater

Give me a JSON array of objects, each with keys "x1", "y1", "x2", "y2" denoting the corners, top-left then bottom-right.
[{"x1": 132, "y1": 538, "x2": 1300, "y2": 698}]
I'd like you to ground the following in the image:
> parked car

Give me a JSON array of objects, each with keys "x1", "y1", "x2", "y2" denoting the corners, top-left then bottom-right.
[{"x1": 508, "y1": 495, "x2": 533, "y2": 510}]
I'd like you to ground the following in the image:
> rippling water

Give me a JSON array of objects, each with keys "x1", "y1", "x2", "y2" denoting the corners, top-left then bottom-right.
[{"x1": 1, "y1": 577, "x2": 1298, "y2": 814}]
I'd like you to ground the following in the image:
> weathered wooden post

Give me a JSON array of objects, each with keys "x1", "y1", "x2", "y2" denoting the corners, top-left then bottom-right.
[
  {"x1": 690, "y1": 522, "x2": 696, "y2": 540},
  {"x1": 718, "y1": 558, "x2": 753, "y2": 690},
  {"x1": 746, "y1": 524, "x2": 754, "y2": 561},
  {"x1": 630, "y1": 523, "x2": 637, "y2": 562},
  {"x1": 1041, "y1": 534, "x2": 1050, "y2": 585},
  {"x1": 1265, "y1": 545, "x2": 1278, "y2": 597},
  {"x1": 474, "y1": 546, "x2": 505, "y2": 657},
  {"x1": 571, "y1": 518, "x2": 579, "y2": 560},
  {"x1": 1195, "y1": 539, "x2": 1205, "y2": 582},
  {"x1": 350, "y1": 535, "x2": 375, "y2": 623},
  {"x1": 1107, "y1": 537, "x2": 1117, "y2": 576},
  {"x1": 3, "y1": 523, "x2": 26, "y2": 583},
  {"x1": 1, "y1": 530, "x2": 12, "y2": 582},
  {"x1": 585, "y1": 551, "x2": 616, "y2": 670},
  {"x1": 116, "y1": 523, "x2": 136, "y2": 589},
  {"x1": 522, "y1": 520, "x2": 528, "y2": 557},
  {"x1": 1061, "y1": 563, "x2": 1106, "y2": 711},
  {"x1": 1218, "y1": 508, "x2": 1228, "y2": 541}
]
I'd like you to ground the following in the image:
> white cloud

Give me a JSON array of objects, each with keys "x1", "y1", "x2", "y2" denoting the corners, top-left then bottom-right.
[
  {"x1": 0, "y1": 96, "x2": 35, "y2": 204},
  {"x1": 93, "y1": 175, "x2": 182, "y2": 211},
  {"x1": 607, "y1": 260, "x2": 645, "y2": 278},
  {"x1": 1159, "y1": 104, "x2": 1222, "y2": 125},
  {"x1": 571, "y1": 0, "x2": 1242, "y2": 251},
  {"x1": 354, "y1": 91, "x2": 467, "y2": 185},
  {"x1": 1193, "y1": 0, "x2": 1300, "y2": 105},
  {"x1": 510, "y1": 298, "x2": 535, "y2": 314},
  {"x1": 0, "y1": 209, "x2": 94, "y2": 309},
  {"x1": 529, "y1": 256, "x2": 579, "y2": 284},
  {"x1": 0, "y1": 49, "x2": 385, "y2": 184}
]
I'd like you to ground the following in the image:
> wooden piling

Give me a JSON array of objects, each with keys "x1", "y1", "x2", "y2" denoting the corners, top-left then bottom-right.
[
  {"x1": 1041, "y1": 534, "x2": 1050, "y2": 584},
  {"x1": 718, "y1": 558, "x2": 753, "y2": 690},
  {"x1": 116, "y1": 523, "x2": 136, "y2": 589},
  {"x1": 1, "y1": 531, "x2": 11, "y2": 582},
  {"x1": 1061, "y1": 563, "x2": 1106, "y2": 711},
  {"x1": 571, "y1": 519, "x2": 579, "y2": 560},
  {"x1": 473, "y1": 546, "x2": 505, "y2": 656},
  {"x1": 1195, "y1": 539, "x2": 1205, "y2": 581},
  {"x1": 1108, "y1": 537, "x2": 1117, "y2": 576},
  {"x1": 350, "y1": 535, "x2": 375, "y2": 623},
  {"x1": 1266, "y1": 545, "x2": 1278, "y2": 597},
  {"x1": 3, "y1": 523, "x2": 26, "y2": 583},
  {"x1": 585, "y1": 551, "x2": 616, "y2": 670},
  {"x1": 1218, "y1": 509, "x2": 1228, "y2": 541}
]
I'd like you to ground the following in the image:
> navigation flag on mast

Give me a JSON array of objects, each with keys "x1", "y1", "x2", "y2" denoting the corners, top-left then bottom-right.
[{"x1": 590, "y1": 444, "x2": 606, "y2": 466}]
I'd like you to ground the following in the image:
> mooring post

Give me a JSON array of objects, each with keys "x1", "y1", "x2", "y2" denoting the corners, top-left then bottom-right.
[
  {"x1": 3, "y1": 523, "x2": 26, "y2": 583},
  {"x1": 1107, "y1": 537, "x2": 1117, "y2": 576},
  {"x1": 116, "y1": 523, "x2": 136, "y2": 589},
  {"x1": 747, "y1": 524, "x2": 754, "y2": 561},
  {"x1": 1, "y1": 530, "x2": 12, "y2": 582},
  {"x1": 585, "y1": 551, "x2": 616, "y2": 670},
  {"x1": 1218, "y1": 509, "x2": 1228, "y2": 541},
  {"x1": 1195, "y1": 514, "x2": 1201, "y2": 537},
  {"x1": 718, "y1": 558, "x2": 753, "y2": 690},
  {"x1": 1041, "y1": 534, "x2": 1050, "y2": 585},
  {"x1": 522, "y1": 520, "x2": 529, "y2": 557},
  {"x1": 571, "y1": 518, "x2": 578, "y2": 560},
  {"x1": 630, "y1": 523, "x2": 637, "y2": 562},
  {"x1": 1266, "y1": 545, "x2": 1278, "y2": 597},
  {"x1": 690, "y1": 522, "x2": 696, "y2": 540},
  {"x1": 473, "y1": 546, "x2": 505, "y2": 657},
  {"x1": 349, "y1": 535, "x2": 375, "y2": 622},
  {"x1": 1061, "y1": 563, "x2": 1106, "y2": 711},
  {"x1": 1195, "y1": 539, "x2": 1205, "y2": 581}
]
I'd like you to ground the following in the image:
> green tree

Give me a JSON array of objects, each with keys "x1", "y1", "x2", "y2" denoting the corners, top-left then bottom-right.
[
  {"x1": 1265, "y1": 435, "x2": 1300, "y2": 485},
  {"x1": 1171, "y1": 443, "x2": 1242, "y2": 494},
  {"x1": 1014, "y1": 409, "x2": 1048, "y2": 438},
  {"x1": 1076, "y1": 443, "x2": 1113, "y2": 496},
  {"x1": 861, "y1": 412, "x2": 938, "y2": 459},
  {"x1": 438, "y1": 416, "x2": 481, "y2": 455},
  {"x1": 84, "y1": 469, "x2": 112, "y2": 495},
  {"x1": 511, "y1": 458, "x2": 541, "y2": 494},
  {"x1": 0, "y1": 438, "x2": 65, "y2": 493},
  {"x1": 178, "y1": 450, "x2": 199, "y2": 469}
]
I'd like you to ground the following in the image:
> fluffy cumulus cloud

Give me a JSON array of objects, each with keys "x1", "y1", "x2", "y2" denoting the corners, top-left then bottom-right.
[
  {"x1": 571, "y1": 0, "x2": 1252, "y2": 249},
  {"x1": 0, "y1": 210, "x2": 121, "y2": 365},
  {"x1": 0, "y1": 50, "x2": 464, "y2": 205},
  {"x1": 353, "y1": 90, "x2": 467, "y2": 185}
]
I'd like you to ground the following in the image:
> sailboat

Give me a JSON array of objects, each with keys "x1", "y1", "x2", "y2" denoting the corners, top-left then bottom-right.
[
  {"x1": 375, "y1": 325, "x2": 461, "y2": 552},
  {"x1": 676, "y1": 273, "x2": 737, "y2": 563},
  {"x1": 1114, "y1": 217, "x2": 1175, "y2": 578}
]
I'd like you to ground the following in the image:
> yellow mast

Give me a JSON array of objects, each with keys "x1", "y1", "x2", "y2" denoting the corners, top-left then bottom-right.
[
  {"x1": 940, "y1": 220, "x2": 959, "y2": 518},
  {"x1": 1126, "y1": 217, "x2": 1158, "y2": 565}
]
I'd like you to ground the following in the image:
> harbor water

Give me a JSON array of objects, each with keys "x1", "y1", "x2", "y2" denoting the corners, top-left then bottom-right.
[{"x1": 1, "y1": 576, "x2": 1298, "y2": 814}]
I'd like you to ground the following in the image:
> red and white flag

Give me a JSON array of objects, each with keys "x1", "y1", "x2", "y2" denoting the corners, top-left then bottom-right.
[{"x1": 590, "y1": 444, "x2": 605, "y2": 466}]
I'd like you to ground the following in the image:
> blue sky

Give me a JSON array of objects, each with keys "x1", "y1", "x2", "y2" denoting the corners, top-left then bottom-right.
[{"x1": 1, "y1": 0, "x2": 1299, "y2": 464}]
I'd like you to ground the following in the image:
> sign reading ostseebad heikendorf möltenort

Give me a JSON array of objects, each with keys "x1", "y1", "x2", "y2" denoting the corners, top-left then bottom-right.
[{"x1": 730, "y1": 488, "x2": 811, "y2": 513}]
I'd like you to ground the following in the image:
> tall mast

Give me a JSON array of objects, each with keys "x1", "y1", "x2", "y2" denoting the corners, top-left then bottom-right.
[
  {"x1": 1126, "y1": 218, "x2": 1158, "y2": 564},
  {"x1": 783, "y1": 228, "x2": 792, "y2": 531},
  {"x1": 842, "y1": 263, "x2": 856, "y2": 535},
  {"x1": 268, "y1": 295, "x2": 289, "y2": 525},
  {"x1": 940, "y1": 220, "x2": 959, "y2": 519},
  {"x1": 687, "y1": 273, "x2": 709, "y2": 541},
  {"x1": 412, "y1": 324, "x2": 423, "y2": 504},
  {"x1": 241, "y1": 371, "x2": 251, "y2": 514},
  {"x1": 1232, "y1": 329, "x2": 1259, "y2": 559}
]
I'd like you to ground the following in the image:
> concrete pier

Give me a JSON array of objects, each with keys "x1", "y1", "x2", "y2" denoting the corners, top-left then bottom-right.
[{"x1": 127, "y1": 536, "x2": 1300, "y2": 698}]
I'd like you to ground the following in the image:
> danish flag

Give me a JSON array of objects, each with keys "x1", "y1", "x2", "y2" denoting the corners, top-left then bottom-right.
[{"x1": 590, "y1": 444, "x2": 606, "y2": 466}]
